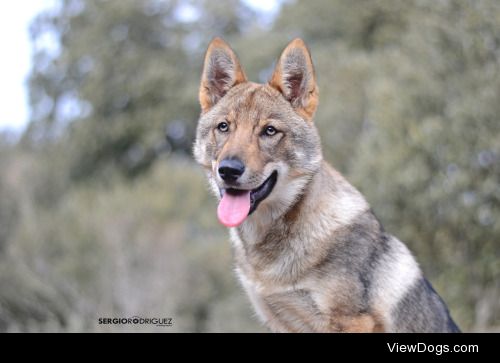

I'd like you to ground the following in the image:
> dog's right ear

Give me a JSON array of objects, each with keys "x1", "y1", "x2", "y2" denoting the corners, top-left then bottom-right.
[{"x1": 199, "y1": 37, "x2": 247, "y2": 113}]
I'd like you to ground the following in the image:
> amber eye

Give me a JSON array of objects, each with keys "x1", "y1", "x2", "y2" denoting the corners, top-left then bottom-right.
[
  {"x1": 217, "y1": 122, "x2": 229, "y2": 132},
  {"x1": 264, "y1": 126, "x2": 277, "y2": 136}
]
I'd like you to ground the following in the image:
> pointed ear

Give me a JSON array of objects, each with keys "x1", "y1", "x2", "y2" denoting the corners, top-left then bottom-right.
[
  {"x1": 199, "y1": 37, "x2": 247, "y2": 113},
  {"x1": 269, "y1": 38, "x2": 318, "y2": 121}
]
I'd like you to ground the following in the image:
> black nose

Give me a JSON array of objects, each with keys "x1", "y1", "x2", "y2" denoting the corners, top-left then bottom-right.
[{"x1": 218, "y1": 158, "x2": 245, "y2": 182}]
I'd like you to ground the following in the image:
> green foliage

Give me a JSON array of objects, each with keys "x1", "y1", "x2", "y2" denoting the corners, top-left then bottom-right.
[
  {"x1": 25, "y1": 0, "x2": 258, "y2": 180},
  {"x1": 0, "y1": 153, "x2": 262, "y2": 332},
  {"x1": 0, "y1": 0, "x2": 498, "y2": 331},
  {"x1": 348, "y1": 1, "x2": 500, "y2": 329}
]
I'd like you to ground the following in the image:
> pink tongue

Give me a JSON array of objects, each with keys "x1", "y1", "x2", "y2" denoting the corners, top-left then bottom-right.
[{"x1": 217, "y1": 191, "x2": 251, "y2": 227}]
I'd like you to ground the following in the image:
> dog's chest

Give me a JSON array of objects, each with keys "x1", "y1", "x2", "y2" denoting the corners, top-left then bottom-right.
[
  {"x1": 231, "y1": 233, "x2": 383, "y2": 332},
  {"x1": 231, "y1": 229, "x2": 322, "y2": 331},
  {"x1": 235, "y1": 267, "x2": 322, "y2": 332},
  {"x1": 236, "y1": 267, "x2": 383, "y2": 332}
]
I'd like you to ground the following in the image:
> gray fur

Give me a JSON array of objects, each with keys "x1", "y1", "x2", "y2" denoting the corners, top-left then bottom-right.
[{"x1": 393, "y1": 278, "x2": 461, "y2": 332}]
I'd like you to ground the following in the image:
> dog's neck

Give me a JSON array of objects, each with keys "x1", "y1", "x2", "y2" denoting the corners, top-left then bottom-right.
[{"x1": 231, "y1": 162, "x2": 370, "y2": 283}]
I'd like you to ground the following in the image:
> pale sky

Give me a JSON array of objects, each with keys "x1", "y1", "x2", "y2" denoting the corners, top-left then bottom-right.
[
  {"x1": 0, "y1": 0, "x2": 279, "y2": 133},
  {"x1": 0, "y1": 1, "x2": 57, "y2": 132}
]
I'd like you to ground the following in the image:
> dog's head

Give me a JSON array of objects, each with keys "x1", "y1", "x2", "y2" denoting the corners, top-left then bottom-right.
[{"x1": 193, "y1": 38, "x2": 322, "y2": 227}]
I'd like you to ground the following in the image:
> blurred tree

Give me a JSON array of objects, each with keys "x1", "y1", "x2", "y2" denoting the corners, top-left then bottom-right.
[
  {"x1": 349, "y1": 0, "x2": 500, "y2": 329},
  {"x1": 24, "y1": 0, "x2": 258, "y2": 180},
  {"x1": 0, "y1": 138, "x2": 17, "y2": 254},
  {"x1": 275, "y1": 0, "x2": 407, "y2": 49}
]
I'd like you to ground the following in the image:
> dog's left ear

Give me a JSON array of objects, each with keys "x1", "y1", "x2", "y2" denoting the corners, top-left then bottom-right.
[
  {"x1": 269, "y1": 38, "x2": 318, "y2": 121},
  {"x1": 199, "y1": 37, "x2": 247, "y2": 113}
]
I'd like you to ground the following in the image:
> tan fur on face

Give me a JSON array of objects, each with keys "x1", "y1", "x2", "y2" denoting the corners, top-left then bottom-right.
[{"x1": 194, "y1": 81, "x2": 322, "y2": 196}]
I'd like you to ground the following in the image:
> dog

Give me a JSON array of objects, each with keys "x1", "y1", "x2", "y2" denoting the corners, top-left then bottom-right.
[{"x1": 193, "y1": 37, "x2": 460, "y2": 332}]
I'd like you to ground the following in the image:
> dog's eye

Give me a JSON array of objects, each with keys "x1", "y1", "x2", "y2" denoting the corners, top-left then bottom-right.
[
  {"x1": 217, "y1": 122, "x2": 229, "y2": 133},
  {"x1": 264, "y1": 126, "x2": 277, "y2": 136}
]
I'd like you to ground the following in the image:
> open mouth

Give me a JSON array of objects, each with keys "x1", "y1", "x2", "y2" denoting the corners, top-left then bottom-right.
[{"x1": 217, "y1": 171, "x2": 278, "y2": 227}]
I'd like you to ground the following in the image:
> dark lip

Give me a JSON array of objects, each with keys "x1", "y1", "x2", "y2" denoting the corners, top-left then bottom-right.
[{"x1": 221, "y1": 171, "x2": 278, "y2": 215}]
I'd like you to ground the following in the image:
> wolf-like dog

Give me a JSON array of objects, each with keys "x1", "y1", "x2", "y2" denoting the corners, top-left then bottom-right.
[{"x1": 193, "y1": 37, "x2": 460, "y2": 333}]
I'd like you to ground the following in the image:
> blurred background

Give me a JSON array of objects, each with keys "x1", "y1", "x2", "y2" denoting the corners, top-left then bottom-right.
[{"x1": 0, "y1": 0, "x2": 499, "y2": 332}]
